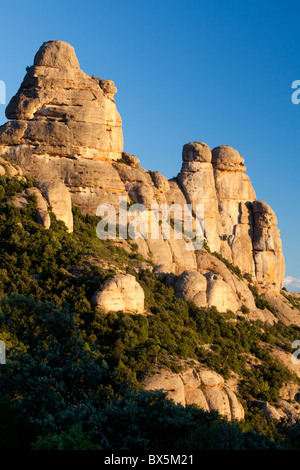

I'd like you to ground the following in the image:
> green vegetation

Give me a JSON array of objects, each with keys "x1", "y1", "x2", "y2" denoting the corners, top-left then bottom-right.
[{"x1": 0, "y1": 176, "x2": 299, "y2": 450}]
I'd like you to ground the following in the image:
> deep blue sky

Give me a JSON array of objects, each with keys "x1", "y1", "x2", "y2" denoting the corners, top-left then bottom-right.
[{"x1": 0, "y1": 0, "x2": 299, "y2": 290}]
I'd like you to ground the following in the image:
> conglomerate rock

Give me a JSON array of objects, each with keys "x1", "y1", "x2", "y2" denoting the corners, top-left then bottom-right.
[
  {"x1": 142, "y1": 366, "x2": 245, "y2": 421},
  {"x1": 91, "y1": 274, "x2": 145, "y2": 314},
  {"x1": 0, "y1": 41, "x2": 287, "y2": 316}
]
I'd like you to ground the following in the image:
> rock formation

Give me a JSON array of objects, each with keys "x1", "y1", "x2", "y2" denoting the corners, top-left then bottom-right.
[
  {"x1": 142, "y1": 365, "x2": 245, "y2": 421},
  {"x1": 0, "y1": 40, "x2": 125, "y2": 215},
  {"x1": 0, "y1": 40, "x2": 287, "y2": 317},
  {"x1": 36, "y1": 181, "x2": 73, "y2": 233},
  {"x1": 91, "y1": 274, "x2": 145, "y2": 314},
  {"x1": 252, "y1": 201, "x2": 285, "y2": 292},
  {"x1": 4, "y1": 40, "x2": 123, "y2": 161},
  {"x1": 1, "y1": 40, "x2": 299, "y2": 431},
  {"x1": 7, "y1": 171, "x2": 73, "y2": 232}
]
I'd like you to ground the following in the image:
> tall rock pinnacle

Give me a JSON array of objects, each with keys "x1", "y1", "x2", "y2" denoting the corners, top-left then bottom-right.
[
  {"x1": 3, "y1": 40, "x2": 123, "y2": 161},
  {"x1": 177, "y1": 142, "x2": 285, "y2": 291}
]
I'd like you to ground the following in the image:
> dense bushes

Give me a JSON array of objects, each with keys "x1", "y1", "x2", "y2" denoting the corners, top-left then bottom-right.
[{"x1": 0, "y1": 295, "x2": 281, "y2": 450}]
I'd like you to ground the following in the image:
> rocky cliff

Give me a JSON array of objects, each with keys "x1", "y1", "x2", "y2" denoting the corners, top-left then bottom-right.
[
  {"x1": 0, "y1": 41, "x2": 288, "y2": 318},
  {"x1": 0, "y1": 41, "x2": 300, "y2": 428}
]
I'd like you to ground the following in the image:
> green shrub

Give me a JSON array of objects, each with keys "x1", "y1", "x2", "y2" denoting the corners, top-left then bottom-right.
[{"x1": 31, "y1": 425, "x2": 102, "y2": 450}]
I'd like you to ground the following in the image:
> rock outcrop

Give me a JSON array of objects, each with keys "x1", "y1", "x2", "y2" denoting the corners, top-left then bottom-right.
[
  {"x1": 3, "y1": 40, "x2": 123, "y2": 162},
  {"x1": 142, "y1": 366, "x2": 245, "y2": 421},
  {"x1": 10, "y1": 187, "x2": 51, "y2": 229},
  {"x1": 91, "y1": 274, "x2": 145, "y2": 314},
  {"x1": 252, "y1": 201, "x2": 285, "y2": 292},
  {"x1": 176, "y1": 142, "x2": 284, "y2": 291},
  {"x1": 0, "y1": 40, "x2": 125, "y2": 215},
  {"x1": 1, "y1": 40, "x2": 298, "y2": 433},
  {"x1": 0, "y1": 40, "x2": 286, "y2": 314},
  {"x1": 36, "y1": 181, "x2": 73, "y2": 233},
  {"x1": 0, "y1": 157, "x2": 24, "y2": 179},
  {"x1": 178, "y1": 142, "x2": 222, "y2": 253},
  {"x1": 9, "y1": 180, "x2": 73, "y2": 232}
]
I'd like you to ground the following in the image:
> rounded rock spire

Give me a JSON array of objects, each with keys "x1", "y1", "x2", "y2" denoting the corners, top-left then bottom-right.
[
  {"x1": 211, "y1": 145, "x2": 244, "y2": 168},
  {"x1": 182, "y1": 142, "x2": 211, "y2": 163},
  {"x1": 34, "y1": 40, "x2": 80, "y2": 69}
]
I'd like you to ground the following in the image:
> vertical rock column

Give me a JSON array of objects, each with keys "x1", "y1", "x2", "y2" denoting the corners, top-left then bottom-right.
[{"x1": 211, "y1": 145, "x2": 256, "y2": 276}]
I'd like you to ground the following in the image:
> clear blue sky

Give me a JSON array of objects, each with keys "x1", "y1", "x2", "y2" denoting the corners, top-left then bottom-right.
[{"x1": 0, "y1": 0, "x2": 299, "y2": 290}]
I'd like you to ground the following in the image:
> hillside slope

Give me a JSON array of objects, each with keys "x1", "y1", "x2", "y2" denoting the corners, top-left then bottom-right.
[{"x1": 0, "y1": 41, "x2": 299, "y2": 450}]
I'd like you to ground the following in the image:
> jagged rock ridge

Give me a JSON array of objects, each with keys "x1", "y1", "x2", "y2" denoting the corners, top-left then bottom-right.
[{"x1": 0, "y1": 40, "x2": 286, "y2": 312}]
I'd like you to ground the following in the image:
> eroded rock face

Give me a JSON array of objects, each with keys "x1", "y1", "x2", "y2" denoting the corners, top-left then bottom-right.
[
  {"x1": 177, "y1": 142, "x2": 222, "y2": 253},
  {"x1": 176, "y1": 142, "x2": 285, "y2": 292},
  {"x1": 8, "y1": 178, "x2": 73, "y2": 232},
  {"x1": 0, "y1": 41, "x2": 285, "y2": 298},
  {"x1": 205, "y1": 272, "x2": 240, "y2": 312},
  {"x1": 252, "y1": 201, "x2": 285, "y2": 291},
  {"x1": 174, "y1": 271, "x2": 207, "y2": 308},
  {"x1": 142, "y1": 366, "x2": 245, "y2": 421},
  {"x1": 212, "y1": 145, "x2": 256, "y2": 276},
  {"x1": 0, "y1": 157, "x2": 24, "y2": 179},
  {"x1": 261, "y1": 292, "x2": 300, "y2": 326},
  {"x1": 0, "y1": 41, "x2": 125, "y2": 215},
  {"x1": 36, "y1": 181, "x2": 73, "y2": 232},
  {"x1": 91, "y1": 274, "x2": 145, "y2": 314},
  {"x1": 3, "y1": 40, "x2": 123, "y2": 162},
  {"x1": 10, "y1": 187, "x2": 51, "y2": 230}
]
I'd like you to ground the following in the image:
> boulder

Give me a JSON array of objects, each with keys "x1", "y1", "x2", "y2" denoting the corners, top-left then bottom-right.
[
  {"x1": 252, "y1": 201, "x2": 285, "y2": 291},
  {"x1": 182, "y1": 142, "x2": 212, "y2": 163},
  {"x1": 36, "y1": 181, "x2": 73, "y2": 232},
  {"x1": 203, "y1": 386, "x2": 232, "y2": 420},
  {"x1": 198, "y1": 369, "x2": 224, "y2": 387},
  {"x1": 91, "y1": 274, "x2": 145, "y2": 314},
  {"x1": 33, "y1": 40, "x2": 80, "y2": 69},
  {"x1": 149, "y1": 171, "x2": 170, "y2": 192},
  {"x1": 212, "y1": 145, "x2": 245, "y2": 170},
  {"x1": 143, "y1": 370, "x2": 186, "y2": 406},
  {"x1": 142, "y1": 365, "x2": 244, "y2": 421}
]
